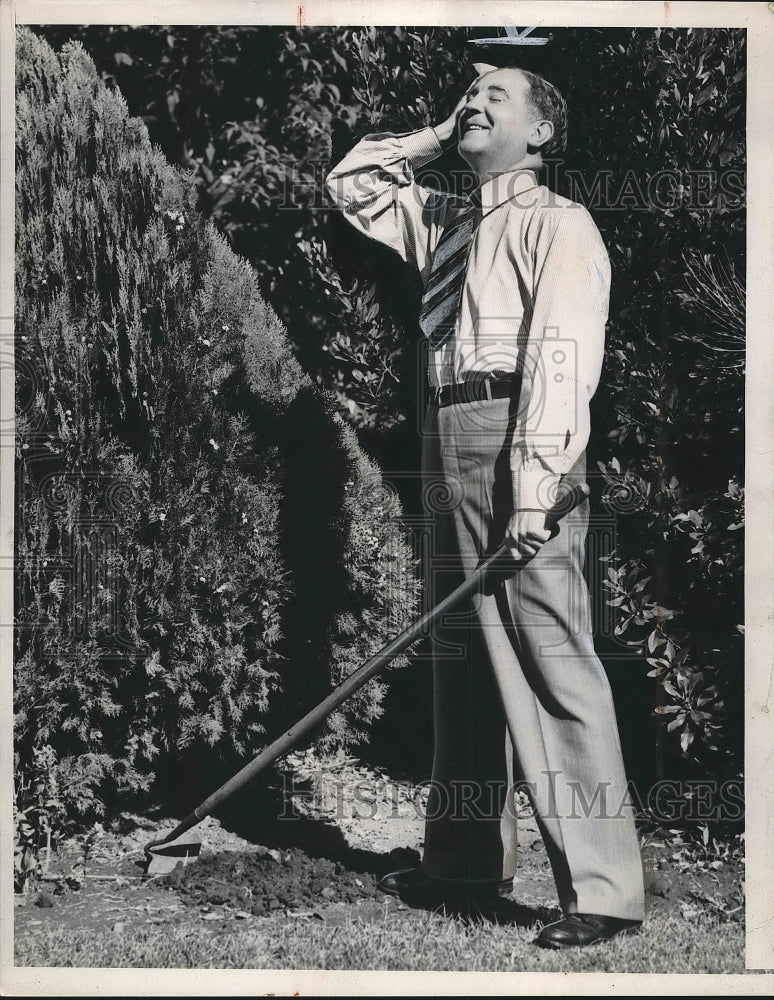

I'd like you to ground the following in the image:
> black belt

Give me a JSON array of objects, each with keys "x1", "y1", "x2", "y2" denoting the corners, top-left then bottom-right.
[{"x1": 429, "y1": 375, "x2": 515, "y2": 408}]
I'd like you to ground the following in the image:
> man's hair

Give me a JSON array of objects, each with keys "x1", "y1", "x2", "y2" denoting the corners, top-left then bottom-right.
[{"x1": 519, "y1": 69, "x2": 568, "y2": 157}]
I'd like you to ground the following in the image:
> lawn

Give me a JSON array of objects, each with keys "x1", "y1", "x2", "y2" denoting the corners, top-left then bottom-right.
[
  {"x1": 13, "y1": 752, "x2": 750, "y2": 975},
  {"x1": 15, "y1": 897, "x2": 745, "y2": 973}
]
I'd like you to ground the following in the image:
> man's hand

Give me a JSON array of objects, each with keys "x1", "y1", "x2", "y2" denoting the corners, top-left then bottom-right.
[
  {"x1": 433, "y1": 92, "x2": 468, "y2": 146},
  {"x1": 505, "y1": 508, "x2": 552, "y2": 563},
  {"x1": 433, "y1": 65, "x2": 496, "y2": 147}
]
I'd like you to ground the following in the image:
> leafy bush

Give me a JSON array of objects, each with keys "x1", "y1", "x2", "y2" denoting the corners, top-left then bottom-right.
[
  {"x1": 14, "y1": 745, "x2": 68, "y2": 892},
  {"x1": 585, "y1": 28, "x2": 745, "y2": 775},
  {"x1": 14, "y1": 26, "x2": 418, "y2": 846}
]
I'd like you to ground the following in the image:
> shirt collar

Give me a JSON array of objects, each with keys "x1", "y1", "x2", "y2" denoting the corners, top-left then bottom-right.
[{"x1": 470, "y1": 169, "x2": 539, "y2": 215}]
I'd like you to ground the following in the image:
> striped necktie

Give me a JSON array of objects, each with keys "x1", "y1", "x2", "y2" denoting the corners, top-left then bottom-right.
[{"x1": 419, "y1": 193, "x2": 480, "y2": 349}]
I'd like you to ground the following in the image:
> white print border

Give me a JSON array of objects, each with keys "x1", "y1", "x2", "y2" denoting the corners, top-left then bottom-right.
[{"x1": 1, "y1": 1, "x2": 772, "y2": 995}]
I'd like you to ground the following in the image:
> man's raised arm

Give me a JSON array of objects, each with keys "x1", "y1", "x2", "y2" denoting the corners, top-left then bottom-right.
[{"x1": 324, "y1": 99, "x2": 465, "y2": 275}]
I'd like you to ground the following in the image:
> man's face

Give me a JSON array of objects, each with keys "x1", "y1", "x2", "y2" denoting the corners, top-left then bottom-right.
[{"x1": 457, "y1": 68, "x2": 539, "y2": 175}]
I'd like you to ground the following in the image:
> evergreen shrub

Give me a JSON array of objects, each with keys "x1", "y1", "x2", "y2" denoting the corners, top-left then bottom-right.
[{"x1": 14, "y1": 27, "x2": 418, "y2": 830}]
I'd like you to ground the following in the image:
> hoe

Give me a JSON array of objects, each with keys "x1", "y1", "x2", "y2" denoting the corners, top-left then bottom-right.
[{"x1": 144, "y1": 481, "x2": 589, "y2": 874}]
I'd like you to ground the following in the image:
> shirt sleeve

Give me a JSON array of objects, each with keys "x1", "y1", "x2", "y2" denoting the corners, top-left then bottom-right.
[
  {"x1": 324, "y1": 127, "x2": 448, "y2": 276},
  {"x1": 510, "y1": 204, "x2": 611, "y2": 498}
]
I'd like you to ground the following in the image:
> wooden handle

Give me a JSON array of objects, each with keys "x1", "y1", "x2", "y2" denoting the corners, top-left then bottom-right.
[{"x1": 146, "y1": 481, "x2": 590, "y2": 859}]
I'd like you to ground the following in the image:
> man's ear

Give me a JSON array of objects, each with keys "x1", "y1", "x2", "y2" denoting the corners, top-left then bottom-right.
[{"x1": 529, "y1": 119, "x2": 555, "y2": 151}]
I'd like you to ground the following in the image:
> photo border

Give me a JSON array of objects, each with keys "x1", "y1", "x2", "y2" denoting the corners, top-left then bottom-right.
[{"x1": 1, "y1": 0, "x2": 772, "y2": 993}]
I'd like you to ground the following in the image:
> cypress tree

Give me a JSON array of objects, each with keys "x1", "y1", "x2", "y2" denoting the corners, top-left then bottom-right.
[{"x1": 14, "y1": 27, "x2": 418, "y2": 823}]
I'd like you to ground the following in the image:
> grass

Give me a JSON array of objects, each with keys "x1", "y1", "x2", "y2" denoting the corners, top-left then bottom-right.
[{"x1": 15, "y1": 903, "x2": 745, "y2": 973}]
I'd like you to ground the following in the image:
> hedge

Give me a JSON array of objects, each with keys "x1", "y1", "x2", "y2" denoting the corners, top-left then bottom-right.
[{"x1": 14, "y1": 27, "x2": 418, "y2": 850}]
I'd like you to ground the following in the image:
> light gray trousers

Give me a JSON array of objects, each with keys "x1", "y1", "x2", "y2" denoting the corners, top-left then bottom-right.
[{"x1": 420, "y1": 396, "x2": 645, "y2": 921}]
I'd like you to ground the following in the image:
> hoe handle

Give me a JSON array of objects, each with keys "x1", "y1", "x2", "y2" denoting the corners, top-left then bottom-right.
[{"x1": 146, "y1": 482, "x2": 589, "y2": 856}]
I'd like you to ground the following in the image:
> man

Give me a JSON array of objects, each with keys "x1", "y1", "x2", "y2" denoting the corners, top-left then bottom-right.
[{"x1": 325, "y1": 64, "x2": 645, "y2": 949}]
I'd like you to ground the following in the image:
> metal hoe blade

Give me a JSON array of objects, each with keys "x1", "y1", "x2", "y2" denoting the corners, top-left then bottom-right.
[{"x1": 145, "y1": 830, "x2": 203, "y2": 875}]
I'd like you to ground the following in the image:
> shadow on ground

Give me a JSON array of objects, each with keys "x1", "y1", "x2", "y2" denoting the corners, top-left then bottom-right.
[
  {"x1": 159, "y1": 780, "x2": 558, "y2": 929},
  {"x1": 212, "y1": 778, "x2": 419, "y2": 881},
  {"x1": 397, "y1": 893, "x2": 560, "y2": 928}
]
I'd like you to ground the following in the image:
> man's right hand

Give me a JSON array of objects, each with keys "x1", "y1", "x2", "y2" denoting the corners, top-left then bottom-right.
[
  {"x1": 433, "y1": 64, "x2": 497, "y2": 147},
  {"x1": 432, "y1": 92, "x2": 468, "y2": 146}
]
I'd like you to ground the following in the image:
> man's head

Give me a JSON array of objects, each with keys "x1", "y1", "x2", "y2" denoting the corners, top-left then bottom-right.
[{"x1": 457, "y1": 67, "x2": 567, "y2": 179}]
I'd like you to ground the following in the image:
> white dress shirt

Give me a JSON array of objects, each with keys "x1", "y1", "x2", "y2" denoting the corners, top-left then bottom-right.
[{"x1": 325, "y1": 126, "x2": 611, "y2": 485}]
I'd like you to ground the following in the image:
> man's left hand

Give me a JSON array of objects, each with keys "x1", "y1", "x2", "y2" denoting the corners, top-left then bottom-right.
[{"x1": 505, "y1": 508, "x2": 552, "y2": 562}]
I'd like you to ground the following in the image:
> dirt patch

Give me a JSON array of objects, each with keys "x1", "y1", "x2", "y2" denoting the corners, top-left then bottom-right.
[{"x1": 162, "y1": 847, "x2": 379, "y2": 917}]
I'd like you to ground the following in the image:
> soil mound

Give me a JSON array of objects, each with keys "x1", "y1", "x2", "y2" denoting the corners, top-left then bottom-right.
[{"x1": 163, "y1": 847, "x2": 379, "y2": 916}]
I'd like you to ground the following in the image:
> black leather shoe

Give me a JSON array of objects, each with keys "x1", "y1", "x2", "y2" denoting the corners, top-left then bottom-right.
[
  {"x1": 378, "y1": 867, "x2": 513, "y2": 903},
  {"x1": 536, "y1": 912, "x2": 642, "y2": 949}
]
